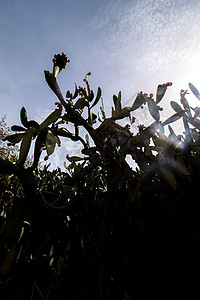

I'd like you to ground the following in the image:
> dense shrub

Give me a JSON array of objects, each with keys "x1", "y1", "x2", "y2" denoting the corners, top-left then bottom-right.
[{"x1": 1, "y1": 53, "x2": 200, "y2": 299}]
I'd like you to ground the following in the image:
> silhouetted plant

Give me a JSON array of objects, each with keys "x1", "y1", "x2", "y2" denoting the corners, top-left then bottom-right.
[{"x1": 1, "y1": 53, "x2": 200, "y2": 299}]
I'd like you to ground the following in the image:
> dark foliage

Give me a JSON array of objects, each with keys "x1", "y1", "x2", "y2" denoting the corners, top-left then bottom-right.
[{"x1": 1, "y1": 54, "x2": 200, "y2": 299}]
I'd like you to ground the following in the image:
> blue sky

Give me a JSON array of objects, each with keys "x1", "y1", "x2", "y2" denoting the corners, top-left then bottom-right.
[{"x1": 1, "y1": 0, "x2": 200, "y2": 169}]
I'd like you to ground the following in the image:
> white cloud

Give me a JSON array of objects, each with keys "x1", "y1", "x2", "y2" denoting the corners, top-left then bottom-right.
[
  {"x1": 2, "y1": 0, "x2": 200, "y2": 171},
  {"x1": 46, "y1": 137, "x2": 83, "y2": 171},
  {"x1": 90, "y1": 0, "x2": 200, "y2": 74}
]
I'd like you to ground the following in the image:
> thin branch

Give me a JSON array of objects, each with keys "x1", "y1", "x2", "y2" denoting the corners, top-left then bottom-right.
[{"x1": 56, "y1": 128, "x2": 87, "y2": 148}]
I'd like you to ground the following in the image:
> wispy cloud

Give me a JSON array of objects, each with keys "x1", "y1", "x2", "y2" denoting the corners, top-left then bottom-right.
[
  {"x1": 1, "y1": 0, "x2": 200, "y2": 171},
  {"x1": 90, "y1": 0, "x2": 200, "y2": 74},
  {"x1": 47, "y1": 138, "x2": 83, "y2": 171}
]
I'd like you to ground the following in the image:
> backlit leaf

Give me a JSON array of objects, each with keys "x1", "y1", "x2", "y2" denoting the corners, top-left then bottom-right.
[
  {"x1": 180, "y1": 96, "x2": 192, "y2": 117},
  {"x1": 18, "y1": 129, "x2": 33, "y2": 166},
  {"x1": 162, "y1": 111, "x2": 185, "y2": 127},
  {"x1": 131, "y1": 94, "x2": 145, "y2": 111},
  {"x1": 91, "y1": 87, "x2": 101, "y2": 108},
  {"x1": 74, "y1": 98, "x2": 88, "y2": 110},
  {"x1": 39, "y1": 109, "x2": 62, "y2": 130},
  {"x1": 72, "y1": 83, "x2": 78, "y2": 99},
  {"x1": 170, "y1": 101, "x2": 183, "y2": 113},
  {"x1": 168, "y1": 125, "x2": 176, "y2": 136},
  {"x1": 44, "y1": 70, "x2": 65, "y2": 103},
  {"x1": 113, "y1": 91, "x2": 122, "y2": 112},
  {"x1": 136, "y1": 121, "x2": 159, "y2": 145},
  {"x1": 183, "y1": 116, "x2": 191, "y2": 142},
  {"x1": 156, "y1": 85, "x2": 166, "y2": 103},
  {"x1": 66, "y1": 155, "x2": 84, "y2": 162},
  {"x1": 20, "y1": 107, "x2": 29, "y2": 128},
  {"x1": 189, "y1": 83, "x2": 200, "y2": 100},
  {"x1": 11, "y1": 125, "x2": 26, "y2": 132},
  {"x1": 46, "y1": 130, "x2": 57, "y2": 156},
  {"x1": 168, "y1": 125, "x2": 177, "y2": 140},
  {"x1": 88, "y1": 109, "x2": 93, "y2": 125},
  {"x1": 3, "y1": 133, "x2": 24, "y2": 144},
  {"x1": 112, "y1": 107, "x2": 131, "y2": 120},
  {"x1": 100, "y1": 102, "x2": 106, "y2": 120},
  {"x1": 32, "y1": 128, "x2": 48, "y2": 168},
  {"x1": 147, "y1": 99, "x2": 160, "y2": 120},
  {"x1": 85, "y1": 134, "x2": 90, "y2": 145},
  {"x1": 66, "y1": 90, "x2": 72, "y2": 98},
  {"x1": 98, "y1": 112, "x2": 103, "y2": 122},
  {"x1": 88, "y1": 90, "x2": 94, "y2": 103}
]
